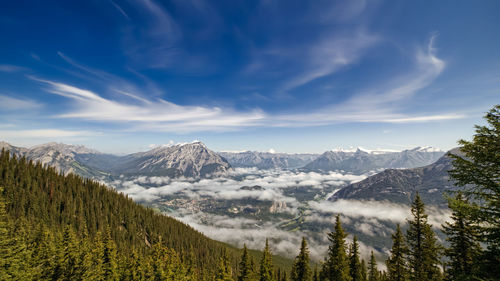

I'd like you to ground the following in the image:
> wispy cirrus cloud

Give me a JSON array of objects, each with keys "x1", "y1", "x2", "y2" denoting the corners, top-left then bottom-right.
[
  {"x1": 0, "y1": 129, "x2": 96, "y2": 138},
  {"x1": 281, "y1": 31, "x2": 379, "y2": 91},
  {"x1": 271, "y1": 35, "x2": 459, "y2": 125},
  {"x1": 0, "y1": 64, "x2": 28, "y2": 73},
  {"x1": 32, "y1": 77, "x2": 265, "y2": 132},
  {"x1": 28, "y1": 35, "x2": 461, "y2": 133},
  {"x1": 0, "y1": 95, "x2": 41, "y2": 110}
]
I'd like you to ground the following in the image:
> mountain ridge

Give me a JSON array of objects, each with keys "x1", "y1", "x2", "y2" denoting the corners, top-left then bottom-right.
[{"x1": 330, "y1": 148, "x2": 461, "y2": 206}]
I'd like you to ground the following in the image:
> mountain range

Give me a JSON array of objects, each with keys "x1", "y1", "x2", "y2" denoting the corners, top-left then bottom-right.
[
  {"x1": 304, "y1": 147, "x2": 444, "y2": 174},
  {"x1": 0, "y1": 141, "x2": 446, "y2": 179},
  {"x1": 0, "y1": 141, "x2": 231, "y2": 179},
  {"x1": 330, "y1": 148, "x2": 461, "y2": 206},
  {"x1": 218, "y1": 151, "x2": 319, "y2": 169}
]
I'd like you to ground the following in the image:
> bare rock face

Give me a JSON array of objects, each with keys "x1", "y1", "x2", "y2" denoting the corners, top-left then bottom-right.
[{"x1": 115, "y1": 141, "x2": 232, "y2": 178}]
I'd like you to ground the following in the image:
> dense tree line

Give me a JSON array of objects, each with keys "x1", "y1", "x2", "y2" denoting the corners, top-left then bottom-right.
[
  {"x1": 0, "y1": 149, "x2": 290, "y2": 280},
  {"x1": 0, "y1": 105, "x2": 498, "y2": 280}
]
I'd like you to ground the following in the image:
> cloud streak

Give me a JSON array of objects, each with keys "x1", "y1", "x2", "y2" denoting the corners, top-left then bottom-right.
[
  {"x1": 32, "y1": 78, "x2": 265, "y2": 132},
  {"x1": 281, "y1": 32, "x2": 379, "y2": 91}
]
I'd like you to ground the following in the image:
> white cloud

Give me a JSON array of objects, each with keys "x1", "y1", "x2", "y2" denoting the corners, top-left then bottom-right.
[
  {"x1": 0, "y1": 129, "x2": 96, "y2": 138},
  {"x1": 112, "y1": 169, "x2": 369, "y2": 203},
  {"x1": 0, "y1": 64, "x2": 27, "y2": 73},
  {"x1": 32, "y1": 78, "x2": 265, "y2": 132},
  {"x1": 309, "y1": 199, "x2": 451, "y2": 227},
  {"x1": 309, "y1": 200, "x2": 411, "y2": 222},
  {"x1": 0, "y1": 95, "x2": 41, "y2": 110},
  {"x1": 270, "y1": 35, "x2": 459, "y2": 126},
  {"x1": 281, "y1": 31, "x2": 379, "y2": 91}
]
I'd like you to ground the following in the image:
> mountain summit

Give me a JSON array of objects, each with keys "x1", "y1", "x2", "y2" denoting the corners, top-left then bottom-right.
[{"x1": 116, "y1": 141, "x2": 232, "y2": 177}]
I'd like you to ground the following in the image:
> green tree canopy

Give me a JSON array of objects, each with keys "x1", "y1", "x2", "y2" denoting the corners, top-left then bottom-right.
[
  {"x1": 386, "y1": 224, "x2": 409, "y2": 281},
  {"x1": 291, "y1": 237, "x2": 311, "y2": 281},
  {"x1": 321, "y1": 215, "x2": 351, "y2": 281},
  {"x1": 406, "y1": 193, "x2": 441, "y2": 281},
  {"x1": 448, "y1": 104, "x2": 500, "y2": 279}
]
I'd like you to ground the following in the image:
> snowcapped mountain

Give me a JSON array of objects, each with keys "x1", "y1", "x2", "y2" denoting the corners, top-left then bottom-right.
[
  {"x1": 304, "y1": 147, "x2": 444, "y2": 174},
  {"x1": 116, "y1": 141, "x2": 231, "y2": 177},
  {"x1": 218, "y1": 151, "x2": 319, "y2": 169}
]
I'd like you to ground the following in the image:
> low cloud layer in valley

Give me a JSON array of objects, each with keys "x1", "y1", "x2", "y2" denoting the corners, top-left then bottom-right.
[{"x1": 106, "y1": 168, "x2": 450, "y2": 261}]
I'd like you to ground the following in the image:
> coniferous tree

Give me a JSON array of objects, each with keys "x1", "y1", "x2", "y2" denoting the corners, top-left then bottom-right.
[
  {"x1": 442, "y1": 193, "x2": 482, "y2": 281},
  {"x1": 368, "y1": 251, "x2": 378, "y2": 281},
  {"x1": 386, "y1": 225, "x2": 409, "y2": 281},
  {"x1": 239, "y1": 244, "x2": 254, "y2": 281},
  {"x1": 83, "y1": 231, "x2": 105, "y2": 280},
  {"x1": 259, "y1": 239, "x2": 275, "y2": 281},
  {"x1": 60, "y1": 225, "x2": 83, "y2": 280},
  {"x1": 349, "y1": 236, "x2": 363, "y2": 281},
  {"x1": 448, "y1": 105, "x2": 500, "y2": 279},
  {"x1": 321, "y1": 215, "x2": 351, "y2": 281},
  {"x1": 360, "y1": 259, "x2": 367, "y2": 281},
  {"x1": 102, "y1": 228, "x2": 120, "y2": 281},
  {"x1": 406, "y1": 194, "x2": 441, "y2": 281},
  {"x1": 215, "y1": 250, "x2": 233, "y2": 281},
  {"x1": 291, "y1": 237, "x2": 311, "y2": 281},
  {"x1": 312, "y1": 266, "x2": 319, "y2": 281}
]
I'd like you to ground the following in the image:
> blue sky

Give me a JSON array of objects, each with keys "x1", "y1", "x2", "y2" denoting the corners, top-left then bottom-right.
[{"x1": 0, "y1": 0, "x2": 499, "y2": 153}]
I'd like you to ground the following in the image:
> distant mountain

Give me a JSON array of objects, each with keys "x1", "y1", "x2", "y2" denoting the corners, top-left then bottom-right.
[
  {"x1": 305, "y1": 147, "x2": 444, "y2": 174},
  {"x1": 1, "y1": 142, "x2": 108, "y2": 178},
  {"x1": 115, "y1": 141, "x2": 232, "y2": 177},
  {"x1": 219, "y1": 151, "x2": 319, "y2": 169},
  {"x1": 330, "y1": 148, "x2": 461, "y2": 206},
  {"x1": 0, "y1": 141, "x2": 231, "y2": 179},
  {"x1": 0, "y1": 141, "x2": 27, "y2": 157}
]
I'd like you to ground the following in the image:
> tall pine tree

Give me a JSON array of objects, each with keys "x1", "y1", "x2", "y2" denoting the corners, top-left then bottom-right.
[
  {"x1": 349, "y1": 236, "x2": 363, "y2": 281},
  {"x1": 406, "y1": 193, "x2": 441, "y2": 281},
  {"x1": 368, "y1": 251, "x2": 378, "y2": 281},
  {"x1": 259, "y1": 239, "x2": 274, "y2": 281},
  {"x1": 291, "y1": 237, "x2": 311, "y2": 281},
  {"x1": 238, "y1": 244, "x2": 254, "y2": 281},
  {"x1": 448, "y1": 105, "x2": 500, "y2": 279},
  {"x1": 321, "y1": 215, "x2": 351, "y2": 281},
  {"x1": 215, "y1": 249, "x2": 233, "y2": 281},
  {"x1": 442, "y1": 192, "x2": 482, "y2": 281},
  {"x1": 386, "y1": 224, "x2": 409, "y2": 281}
]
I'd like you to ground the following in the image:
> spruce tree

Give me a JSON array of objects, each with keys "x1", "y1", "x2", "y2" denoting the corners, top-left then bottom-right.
[
  {"x1": 215, "y1": 250, "x2": 233, "y2": 281},
  {"x1": 448, "y1": 105, "x2": 500, "y2": 279},
  {"x1": 239, "y1": 244, "x2": 253, "y2": 281},
  {"x1": 60, "y1": 225, "x2": 83, "y2": 280},
  {"x1": 360, "y1": 259, "x2": 367, "y2": 281},
  {"x1": 386, "y1": 224, "x2": 409, "y2": 281},
  {"x1": 321, "y1": 215, "x2": 351, "y2": 281},
  {"x1": 406, "y1": 193, "x2": 441, "y2": 281},
  {"x1": 291, "y1": 237, "x2": 311, "y2": 281},
  {"x1": 259, "y1": 239, "x2": 274, "y2": 281},
  {"x1": 442, "y1": 192, "x2": 482, "y2": 281},
  {"x1": 102, "y1": 228, "x2": 120, "y2": 281},
  {"x1": 368, "y1": 251, "x2": 378, "y2": 281},
  {"x1": 349, "y1": 236, "x2": 363, "y2": 281}
]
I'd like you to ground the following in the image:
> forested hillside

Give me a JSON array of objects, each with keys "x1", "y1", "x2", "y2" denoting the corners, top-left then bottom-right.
[{"x1": 0, "y1": 150, "x2": 290, "y2": 280}]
